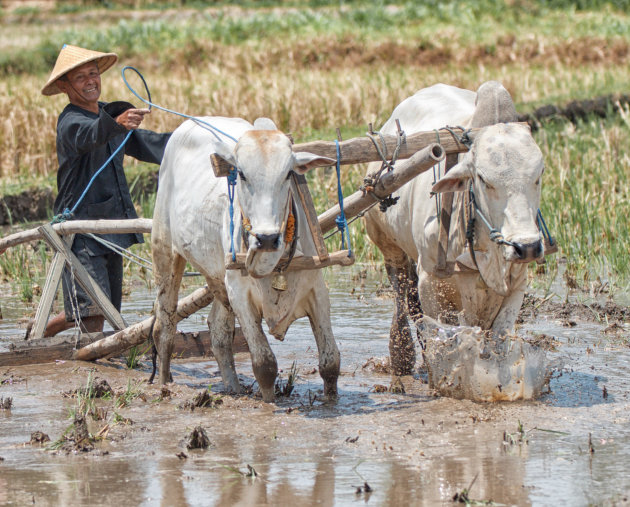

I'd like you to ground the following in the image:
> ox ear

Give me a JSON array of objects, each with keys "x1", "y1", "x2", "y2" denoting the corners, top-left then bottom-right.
[
  {"x1": 253, "y1": 117, "x2": 278, "y2": 130},
  {"x1": 211, "y1": 139, "x2": 237, "y2": 167},
  {"x1": 431, "y1": 155, "x2": 473, "y2": 194},
  {"x1": 293, "y1": 152, "x2": 336, "y2": 174}
]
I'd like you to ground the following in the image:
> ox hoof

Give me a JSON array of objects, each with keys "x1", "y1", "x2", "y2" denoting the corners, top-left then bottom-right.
[
  {"x1": 323, "y1": 383, "x2": 339, "y2": 401},
  {"x1": 260, "y1": 389, "x2": 276, "y2": 403},
  {"x1": 224, "y1": 384, "x2": 243, "y2": 396}
]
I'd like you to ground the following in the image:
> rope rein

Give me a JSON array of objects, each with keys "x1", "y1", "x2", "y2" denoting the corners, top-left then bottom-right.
[
  {"x1": 334, "y1": 139, "x2": 352, "y2": 256},
  {"x1": 227, "y1": 168, "x2": 238, "y2": 261},
  {"x1": 121, "y1": 66, "x2": 238, "y2": 143}
]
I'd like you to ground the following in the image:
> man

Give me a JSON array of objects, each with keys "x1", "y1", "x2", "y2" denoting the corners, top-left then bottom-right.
[{"x1": 34, "y1": 44, "x2": 171, "y2": 337}]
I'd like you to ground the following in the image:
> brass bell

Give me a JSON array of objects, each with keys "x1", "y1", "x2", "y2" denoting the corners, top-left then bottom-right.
[{"x1": 271, "y1": 272, "x2": 288, "y2": 291}]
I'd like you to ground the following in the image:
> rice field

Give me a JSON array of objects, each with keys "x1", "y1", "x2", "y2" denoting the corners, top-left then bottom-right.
[{"x1": 1, "y1": 0, "x2": 630, "y2": 296}]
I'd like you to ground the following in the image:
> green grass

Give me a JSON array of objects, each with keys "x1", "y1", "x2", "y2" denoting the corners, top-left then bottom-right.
[
  {"x1": 3, "y1": 1, "x2": 630, "y2": 77},
  {"x1": 535, "y1": 112, "x2": 630, "y2": 286}
]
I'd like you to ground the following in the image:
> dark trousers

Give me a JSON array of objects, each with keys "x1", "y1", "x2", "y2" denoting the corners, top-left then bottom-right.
[{"x1": 61, "y1": 240, "x2": 123, "y2": 321}]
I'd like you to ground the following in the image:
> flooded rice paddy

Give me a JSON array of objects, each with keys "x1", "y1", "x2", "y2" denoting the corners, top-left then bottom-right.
[{"x1": 1, "y1": 269, "x2": 629, "y2": 506}]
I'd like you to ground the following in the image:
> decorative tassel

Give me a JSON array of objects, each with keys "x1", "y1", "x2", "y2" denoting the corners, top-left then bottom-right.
[{"x1": 285, "y1": 212, "x2": 295, "y2": 244}]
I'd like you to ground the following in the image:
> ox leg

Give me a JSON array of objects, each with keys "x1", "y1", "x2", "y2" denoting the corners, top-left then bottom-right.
[
  {"x1": 491, "y1": 268, "x2": 528, "y2": 334},
  {"x1": 386, "y1": 262, "x2": 417, "y2": 375},
  {"x1": 207, "y1": 301, "x2": 242, "y2": 394},
  {"x1": 237, "y1": 311, "x2": 278, "y2": 402},
  {"x1": 152, "y1": 250, "x2": 187, "y2": 385},
  {"x1": 418, "y1": 270, "x2": 460, "y2": 324},
  {"x1": 307, "y1": 291, "x2": 340, "y2": 399}
]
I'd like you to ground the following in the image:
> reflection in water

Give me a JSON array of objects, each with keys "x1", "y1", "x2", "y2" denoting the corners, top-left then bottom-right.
[{"x1": 1, "y1": 270, "x2": 630, "y2": 505}]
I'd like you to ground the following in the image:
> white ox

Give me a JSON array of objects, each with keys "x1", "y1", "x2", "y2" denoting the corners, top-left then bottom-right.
[
  {"x1": 364, "y1": 82, "x2": 545, "y2": 375},
  {"x1": 151, "y1": 117, "x2": 340, "y2": 402}
]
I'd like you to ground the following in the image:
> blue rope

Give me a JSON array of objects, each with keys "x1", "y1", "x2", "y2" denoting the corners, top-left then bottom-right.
[
  {"x1": 334, "y1": 140, "x2": 352, "y2": 256},
  {"x1": 537, "y1": 209, "x2": 554, "y2": 245},
  {"x1": 121, "y1": 66, "x2": 238, "y2": 143},
  {"x1": 227, "y1": 167, "x2": 238, "y2": 261},
  {"x1": 51, "y1": 130, "x2": 134, "y2": 224}
]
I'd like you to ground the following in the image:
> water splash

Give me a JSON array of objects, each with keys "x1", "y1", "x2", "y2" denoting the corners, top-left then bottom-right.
[{"x1": 421, "y1": 317, "x2": 556, "y2": 401}]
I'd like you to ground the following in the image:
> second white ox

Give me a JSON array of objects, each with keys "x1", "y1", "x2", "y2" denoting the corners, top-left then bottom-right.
[
  {"x1": 151, "y1": 117, "x2": 340, "y2": 402},
  {"x1": 364, "y1": 82, "x2": 545, "y2": 374}
]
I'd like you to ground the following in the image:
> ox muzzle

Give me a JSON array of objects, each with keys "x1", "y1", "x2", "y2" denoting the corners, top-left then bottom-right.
[
  {"x1": 504, "y1": 239, "x2": 544, "y2": 264},
  {"x1": 254, "y1": 232, "x2": 282, "y2": 251}
]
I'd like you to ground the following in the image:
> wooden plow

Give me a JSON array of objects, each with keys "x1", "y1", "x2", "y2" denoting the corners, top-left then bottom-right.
[{"x1": 0, "y1": 125, "x2": 505, "y2": 367}]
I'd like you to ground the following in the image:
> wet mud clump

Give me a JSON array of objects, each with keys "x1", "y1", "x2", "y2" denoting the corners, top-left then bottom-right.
[
  {"x1": 0, "y1": 396, "x2": 12, "y2": 410},
  {"x1": 60, "y1": 415, "x2": 94, "y2": 453},
  {"x1": 185, "y1": 426, "x2": 210, "y2": 450},
  {"x1": 179, "y1": 389, "x2": 223, "y2": 411},
  {"x1": 29, "y1": 431, "x2": 50, "y2": 445},
  {"x1": 80, "y1": 378, "x2": 113, "y2": 398},
  {"x1": 362, "y1": 357, "x2": 391, "y2": 374}
]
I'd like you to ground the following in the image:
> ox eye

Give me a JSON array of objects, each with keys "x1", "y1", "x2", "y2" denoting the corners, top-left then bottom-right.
[
  {"x1": 478, "y1": 174, "x2": 494, "y2": 190},
  {"x1": 286, "y1": 171, "x2": 292, "y2": 181},
  {"x1": 237, "y1": 170, "x2": 247, "y2": 182}
]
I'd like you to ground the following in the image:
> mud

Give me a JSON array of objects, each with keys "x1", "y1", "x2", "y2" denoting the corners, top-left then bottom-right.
[{"x1": 1, "y1": 271, "x2": 630, "y2": 505}]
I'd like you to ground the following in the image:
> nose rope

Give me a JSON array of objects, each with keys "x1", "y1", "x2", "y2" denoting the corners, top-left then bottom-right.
[{"x1": 467, "y1": 183, "x2": 517, "y2": 248}]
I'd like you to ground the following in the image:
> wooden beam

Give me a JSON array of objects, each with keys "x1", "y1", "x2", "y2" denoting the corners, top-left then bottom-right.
[
  {"x1": 318, "y1": 143, "x2": 445, "y2": 234},
  {"x1": 0, "y1": 329, "x2": 248, "y2": 367},
  {"x1": 225, "y1": 249, "x2": 354, "y2": 272},
  {"x1": 291, "y1": 173, "x2": 329, "y2": 262},
  {"x1": 202, "y1": 124, "x2": 526, "y2": 177},
  {"x1": 293, "y1": 124, "x2": 490, "y2": 167},
  {"x1": 73, "y1": 285, "x2": 214, "y2": 362},
  {"x1": 28, "y1": 250, "x2": 66, "y2": 340}
]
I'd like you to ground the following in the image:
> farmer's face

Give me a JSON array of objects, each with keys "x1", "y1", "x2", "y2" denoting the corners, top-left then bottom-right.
[{"x1": 57, "y1": 61, "x2": 101, "y2": 112}]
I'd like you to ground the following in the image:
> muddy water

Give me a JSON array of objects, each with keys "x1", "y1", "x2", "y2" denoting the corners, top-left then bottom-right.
[{"x1": 1, "y1": 269, "x2": 629, "y2": 506}]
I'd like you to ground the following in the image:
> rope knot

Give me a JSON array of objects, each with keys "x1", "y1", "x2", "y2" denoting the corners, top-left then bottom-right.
[
  {"x1": 489, "y1": 229, "x2": 504, "y2": 242},
  {"x1": 51, "y1": 208, "x2": 74, "y2": 224},
  {"x1": 242, "y1": 216, "x2": 252, "y2": 232},
  {"x1": 379, "y1": 195, "x2": 399, "y2": 212}
]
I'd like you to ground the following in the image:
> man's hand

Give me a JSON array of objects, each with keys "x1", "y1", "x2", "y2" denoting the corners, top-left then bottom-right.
[{"x1": 115, "y1": 108, "x2": 151, "y2": 130}]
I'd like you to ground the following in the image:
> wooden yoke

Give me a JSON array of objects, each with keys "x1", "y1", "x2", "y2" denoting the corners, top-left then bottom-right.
[{"x1": 433, "y1": 153, "x2": 459, "y2": 278}]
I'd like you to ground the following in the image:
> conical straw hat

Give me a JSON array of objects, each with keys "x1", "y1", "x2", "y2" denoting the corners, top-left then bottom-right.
[{"x1": 42, "y1": 44, "x2": 118, "y2": 96}]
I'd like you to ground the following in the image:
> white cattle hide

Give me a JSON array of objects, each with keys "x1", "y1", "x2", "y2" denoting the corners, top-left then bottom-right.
[
  {"x1": 152, "y1": 117, "x2": 340, "y2": 402},
  {"x1": 364, "y1": 82, "x2": 544, "y2": 374}
]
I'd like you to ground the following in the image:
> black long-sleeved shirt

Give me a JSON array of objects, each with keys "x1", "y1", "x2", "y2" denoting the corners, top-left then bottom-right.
[{"x1": 54, "y1": 101, "x2": 171, "y2": 255}]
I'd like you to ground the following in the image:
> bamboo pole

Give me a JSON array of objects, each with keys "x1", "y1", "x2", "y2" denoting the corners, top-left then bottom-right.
[
  {"x1": 318, "y1": 143, "x2": 445, "y2": 234},
  {"x1": 73, "y1": 285, "x2": 214, "y2": 361},
  {"x1": 0, "y1": 218, "x2": 152, "y2": 251}
]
